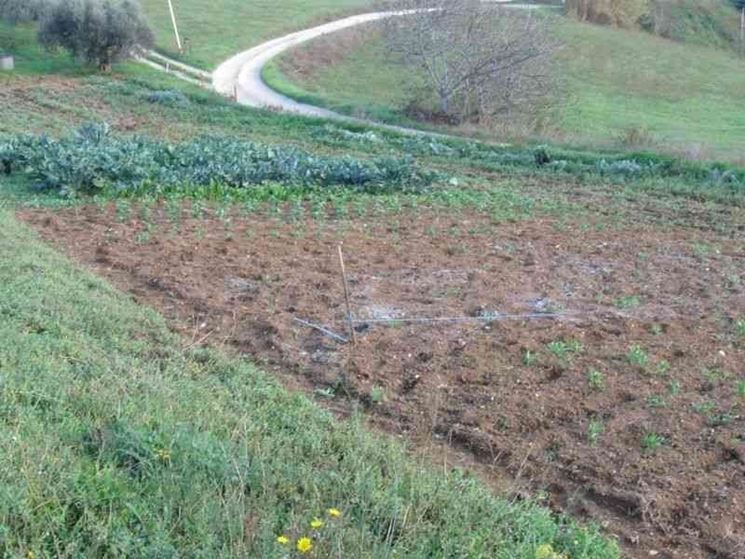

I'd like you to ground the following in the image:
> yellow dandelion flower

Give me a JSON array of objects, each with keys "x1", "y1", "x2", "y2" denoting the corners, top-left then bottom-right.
[
  {"x1": 310, "y1": 518, "x2": 324, "y2": 529},
  {"x1": 156, "y1": 448, "x2": 171, "y2": 461},
  {"x1": 276, "y1": 535, "x2": 289, "y2": 545},
  {"x1": 296, "y1": 537, "x2": 313, "y2": 553},
  {"x1": 26, "y1": 552, "x2": 35, "y2": 559},
  {"x1": 327, "y1": 508, "x2": 342, "y2": 518},
  {"x1": 535, "y1": 544, "x2": 555, "y2": 559}
]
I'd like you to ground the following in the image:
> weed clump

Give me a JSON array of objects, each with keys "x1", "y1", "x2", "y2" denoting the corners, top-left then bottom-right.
[{"x1": 144, "y1": 89, "x2": 190, "y2": 108}]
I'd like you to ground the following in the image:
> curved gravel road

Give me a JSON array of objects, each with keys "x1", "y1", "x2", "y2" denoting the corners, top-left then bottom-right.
[{"x1": 212, "y1": 11, "x2": 404, "y2": 119}]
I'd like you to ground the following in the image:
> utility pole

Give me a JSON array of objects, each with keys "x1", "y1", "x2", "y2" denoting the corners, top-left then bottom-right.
[
  {"x1": 740, "y1": 6, "x2": 744, "y2": 57},
  {"x1": 167, "y1": 0, "x2": 183, "y2": 53}
]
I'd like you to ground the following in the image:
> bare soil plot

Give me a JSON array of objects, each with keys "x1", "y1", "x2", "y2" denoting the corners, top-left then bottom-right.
[{"x1": 21, "y1": 203, "x2": 745, "y2": 559}]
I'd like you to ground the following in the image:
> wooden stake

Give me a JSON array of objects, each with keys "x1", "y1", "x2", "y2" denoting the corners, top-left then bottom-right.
[
  {"x1": 337, "y1": 244, "x2": 357, "y2": 344},
  {"x1": 167, "y1": 0, "x2": 183, "y2": 53}
]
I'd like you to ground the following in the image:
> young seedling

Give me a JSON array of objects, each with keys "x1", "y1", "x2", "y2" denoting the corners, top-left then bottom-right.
[
  {"x1": 166, "y1": 197, "x2": 182, "y2": 232},
  {"x1": 708, "y1": 411, "x2": 734, "y2": 427},
  {"x1": 649, "y1": 323, "x2": 664, "y2": 336},
  {"x1": 139, "y1": 200, "x2": 153, "y2": 224},
  {"x1": 523, "y1": 350, "x2": 538, "y2": 367},
  {"x1": 627, "y1": 345, "x2": 649, "y2": 370},
  {"x1": 115, "y1": 199, "x2": 131, "y2": 222},
  {"x1": 692, "y1": 400, "x2": 715, "y2": 415},
  {"x1": 692, "y1": 242, "x2": 715, "y2": 257},
  {"x1": 587, "y1": 419, "x2": 604, "y2": 446},
  {"x1": 496, "y1": 416, "x2": 511, "y2": 431},
  {"x1": 587, "y1": 370, "x2": 605, "y2": 391},
  {"x1": 642, "y1": 432, "x2": 666, "y2": 453},
  {"x1": 290, "y1": 200, "x2": 305, "y2": 223},
  {"x1": 736, "y1": 380, "x2": 745, "y2": 399},
  {"x1": 614, "y1": 295, "x2": 641, "y2": 309},
  {"x1": 653, "y1": 360, "x2": 671, "y2": 376},
  {"x1": 242, "y1": 198, "x2": 259, "y2": 216},
  {"x1": 370, "y1": 386, "x2": 385, "y2": 405},
  {"x1": 352, "y1": 197, "x2": 368, "y2": 218},
  {"x1": 333, "y1": 198, "x2": 349, "y2": 220},
  {"x1": 134, "y1": 230, "x2": 150, "y2": 244},
  {"x1": 191, "y1": 199, "x2": 206, "y2": 219},
  {"x1": 547, "y1": 340, "x2": 584, "y2": 361},
  {"x1": 646, "y1": 394, "x2": 666, "y2": 409},
  {"x1": 667, "y1": 380, "x2": 681, "y2": 396},
  {"x1": 736, "y1": 319, "x2": 745, "y2": 338},
  {"x1": 703, "y1": 368, "x2": 729, "y2": 387}
]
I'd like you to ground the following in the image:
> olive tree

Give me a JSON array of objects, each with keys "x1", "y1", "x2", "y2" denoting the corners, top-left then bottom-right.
[
  {"x1": 0, "y1": 0, "x2": 48, "y2": 24},
  {"x1": 382, "y1": 0, "x2": 560, "y2": 126},
  {"x1": 38, "y1": 0, "x2": 153, "y2": 71}
]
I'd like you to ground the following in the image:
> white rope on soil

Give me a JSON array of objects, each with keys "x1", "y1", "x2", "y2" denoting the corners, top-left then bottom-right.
[{"x1": 294, "y1": 312, "x2": 570, "y2": 344}]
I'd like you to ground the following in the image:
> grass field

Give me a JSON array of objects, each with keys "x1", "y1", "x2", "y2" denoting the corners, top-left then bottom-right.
[
  {"x1": 139, "y1": 0, "x2": 372, "y2": 68},
  {"x1": 267, "y1": 16, "x2": 745, "y2": 161},
  {"x1": 2, "y1": 19, "x2": 745, "y2": 558}
]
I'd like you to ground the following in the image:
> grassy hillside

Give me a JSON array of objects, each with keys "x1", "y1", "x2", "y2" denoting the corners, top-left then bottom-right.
[
  {"x1": 139, "y1": 0, "x2": 372, "y2": 68},
  {"x1": 558, "y1": 21, "x2": 745, "y2": 159},
  {"x1": 267, "y1": 16, "x2": 745, "y2": 161}
]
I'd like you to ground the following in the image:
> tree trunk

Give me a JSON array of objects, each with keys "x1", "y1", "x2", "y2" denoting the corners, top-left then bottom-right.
[{"x1": 438, "y1": 90, "x2": 450, "y2": 115}]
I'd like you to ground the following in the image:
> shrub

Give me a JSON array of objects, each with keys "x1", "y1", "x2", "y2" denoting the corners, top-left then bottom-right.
[
  {"x1": 567, "y1": 0, "x2": 741, "y2": 50},
  {"x1": 641, "y1": 0, "x2": 741, "y2": 49},
  {"x1": 38, "y1": 0, "x2": 153, "y2": 71},
  {"x1": 565, "y1": 0, "x2": 648, "y2": 28}
]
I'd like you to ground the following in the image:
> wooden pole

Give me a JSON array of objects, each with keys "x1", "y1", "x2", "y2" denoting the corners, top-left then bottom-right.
[
  {"x1": 740, "y1": 7, "x2": 744, "y2": 57},
  {"x1": 167, "y1": 0, "x2": 183, "y2": 53},
  {"x1": 337, "y1": 245, "x2": 357, "y2": 344}
]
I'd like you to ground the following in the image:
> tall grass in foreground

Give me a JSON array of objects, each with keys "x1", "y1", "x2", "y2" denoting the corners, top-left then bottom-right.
[{"x1": 0, "y1": 209, "x2": 619, "y2": 557}]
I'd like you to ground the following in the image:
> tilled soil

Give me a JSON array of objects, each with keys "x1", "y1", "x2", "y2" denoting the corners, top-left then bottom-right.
[{"x1": 21, "y1": 204, "x2": 745, "y2": 559}]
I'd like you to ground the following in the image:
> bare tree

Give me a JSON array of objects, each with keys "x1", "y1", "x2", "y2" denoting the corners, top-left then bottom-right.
[{"x1": 381, "y1": 0, "x2": 560, "y2": 126}]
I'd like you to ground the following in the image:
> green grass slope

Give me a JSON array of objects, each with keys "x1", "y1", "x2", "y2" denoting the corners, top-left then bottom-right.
[
  {"x1": 139, "y1": 0, "x2": 372, "y2": 68},
  {"x1": 267, "y1": 16, "x2": 745, "y2": 161},
  {"x1": 558, "y1": 21, "x2": 745, "y2": 160}
]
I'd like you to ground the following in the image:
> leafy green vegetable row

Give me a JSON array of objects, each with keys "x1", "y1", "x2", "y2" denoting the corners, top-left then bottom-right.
[
  {"x1": 0, "y1": 123, "x2": 437, "y2": 197},
  {"x1": 313, "y1": 124, "x2": 745, "y2": 189}
]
